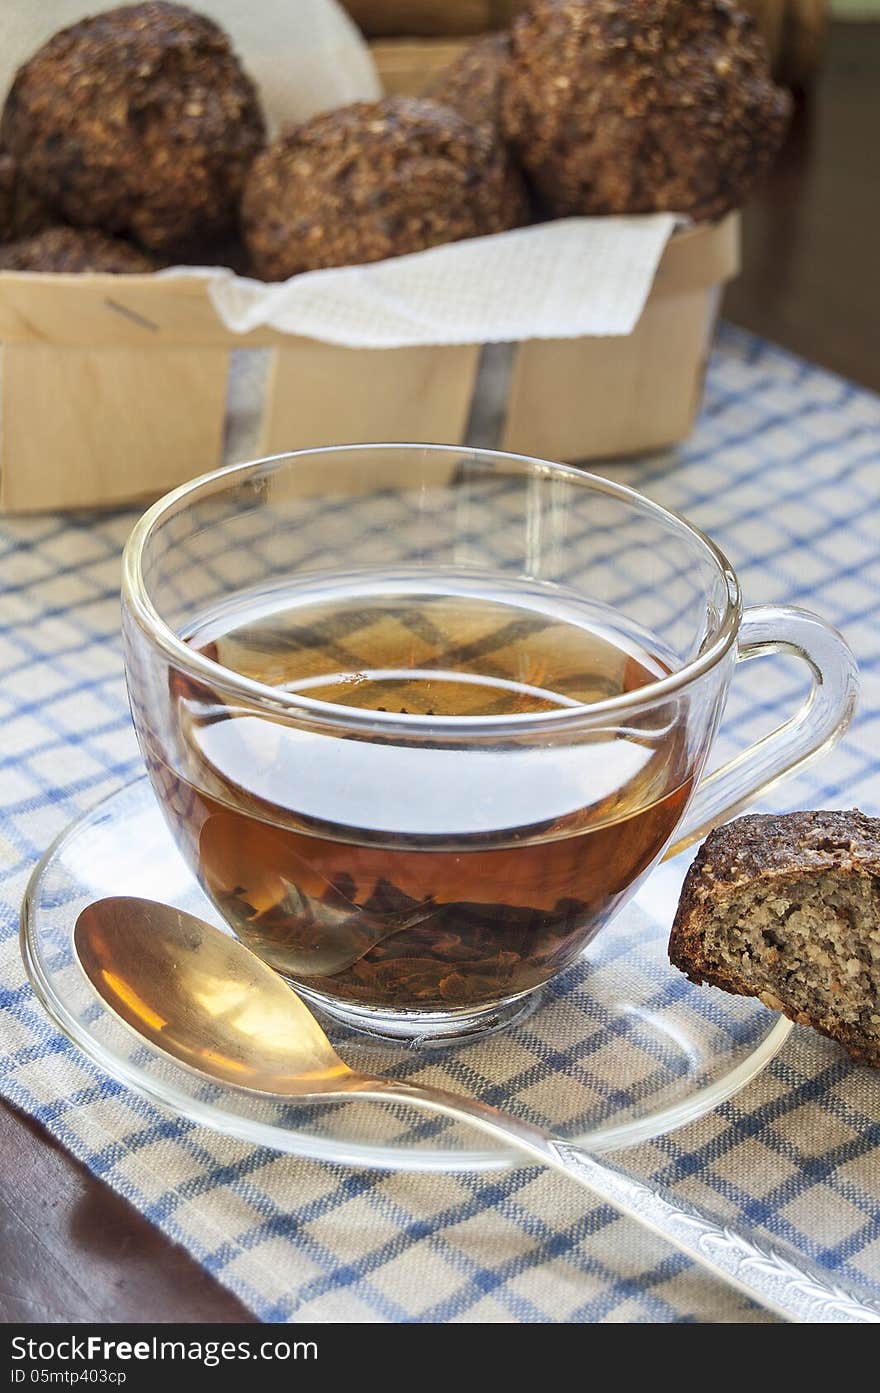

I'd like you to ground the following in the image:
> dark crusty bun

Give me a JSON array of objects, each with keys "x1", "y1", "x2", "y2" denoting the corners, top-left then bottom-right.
[
  {"x1": 0, "y1": 150, "x2": 51, "y2": 241},
  {"x1": 425, "y1": 33, "x2": 533, "y2": 227},
  {"x1": 425, "y1": 32, "x2": 512, "y2": 139},
  {"x1": 0, "y1": 225, "x2": 157, "y2": 273},
  {"x1": 669, "y1": 811, "x2": 880, "y2": 1067},
  {"x1": 1, "y1": 2, "x2": 265, "y2": 256},
  {"x1": 501, "y1": 0, "x2": 792, "y2": 222},
  {"x1": 242, "y1": 97, "x2": 529, "y2": 282}
]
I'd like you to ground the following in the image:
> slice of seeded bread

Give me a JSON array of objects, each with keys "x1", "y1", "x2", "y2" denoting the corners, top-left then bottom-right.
[{"x1": 668, "y1": 811, "x2": 880, "y2": 1067}]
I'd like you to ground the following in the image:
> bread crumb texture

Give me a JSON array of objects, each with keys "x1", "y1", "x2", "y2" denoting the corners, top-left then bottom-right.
[{"x1": 669, "y1": 811, "x2": 880, "y2": 1067}]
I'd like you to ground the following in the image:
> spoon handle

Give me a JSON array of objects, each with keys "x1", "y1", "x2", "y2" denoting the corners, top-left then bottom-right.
[
  {"x1": 356, "y1": 1078, "x2": 880, "y2": 1324},
  {"x1": 546, "y1": 1139, "x2": 880, "y2": 1324}
]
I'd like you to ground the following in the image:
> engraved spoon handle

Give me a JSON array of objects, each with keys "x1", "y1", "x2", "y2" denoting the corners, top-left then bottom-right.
[{"x1": 352, "y1": 1078, "x2": 880, "y2": 1324}]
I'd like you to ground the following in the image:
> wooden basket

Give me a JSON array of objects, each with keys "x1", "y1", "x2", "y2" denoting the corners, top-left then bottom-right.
[
  {"x1": 0, "y1": 213, "x2": 738, "y2": 513},
  {"x1": 0, "y1": 10, "x2": 750, "y2": 513}
]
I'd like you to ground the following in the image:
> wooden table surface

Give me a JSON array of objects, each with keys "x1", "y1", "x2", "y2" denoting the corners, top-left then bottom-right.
[{"x1": 2, "y1": 20, "x2": 878, "y2": 1325}]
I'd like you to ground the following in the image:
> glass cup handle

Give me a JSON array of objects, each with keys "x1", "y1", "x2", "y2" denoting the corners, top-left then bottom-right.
[{"x1": 666, "y1": 605, "x2": 859, "y2": 860}]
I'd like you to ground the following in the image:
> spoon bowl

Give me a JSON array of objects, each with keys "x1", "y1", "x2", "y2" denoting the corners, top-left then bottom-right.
[{"x1": 75, "y1": 896, "x2": 356, "y2": 1095}]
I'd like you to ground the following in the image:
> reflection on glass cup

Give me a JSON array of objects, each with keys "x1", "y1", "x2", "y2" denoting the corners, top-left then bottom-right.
[{"x1": 122, "y1": 446, "x2": 857, "y2": 1042}]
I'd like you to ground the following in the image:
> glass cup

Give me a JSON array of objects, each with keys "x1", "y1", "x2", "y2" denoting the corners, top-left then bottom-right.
[{"x1": 121, "y1": 445, "x2": 857, "y2": 1043}]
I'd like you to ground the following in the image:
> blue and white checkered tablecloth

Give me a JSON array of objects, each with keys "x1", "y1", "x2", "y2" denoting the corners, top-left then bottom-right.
[{"x1": 1, "y1": 324, "x2": 879, "y2": 1323}]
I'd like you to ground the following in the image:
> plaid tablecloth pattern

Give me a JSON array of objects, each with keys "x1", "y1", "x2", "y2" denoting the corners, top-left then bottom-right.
[{"x1": 1, "y1": 324, "x2": 879, "y2": 1323}]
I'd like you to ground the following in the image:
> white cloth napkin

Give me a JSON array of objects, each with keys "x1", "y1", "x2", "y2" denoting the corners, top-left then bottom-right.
[{"x1": 192, "y1": 214, "x2": 678, "y2": 348}]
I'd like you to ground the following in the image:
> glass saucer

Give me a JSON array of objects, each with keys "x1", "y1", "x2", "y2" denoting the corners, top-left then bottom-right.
[{"x1": 21, "y1": 777, "x2": 791, "y2": 1173}]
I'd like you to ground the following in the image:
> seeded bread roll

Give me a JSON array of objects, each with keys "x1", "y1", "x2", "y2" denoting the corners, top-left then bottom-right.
[
  {"x1": 669, "y1": 811, "x2": 880, "y2": 1067},
  {"x1": 0, "y1": 150, "x2": 51, "y2": 241},
  {"x1": 501, "y1": 0, "x2": 792, "y2": 222},
  {"x1": 242, "y1": 97, "x2": 529, "y2": 281},
  {"x1": 0, "y1": 225, "x2": 157, "y2": 273},
  {"x1": 425, "y1": 34, "x2": 533, "y2": 228},
  {"x1": 425, "y1": 32, "x2": 512, "y2": 138},
  {"x1": 1, "y1": 2, "x2": 265, "y2": 256}
]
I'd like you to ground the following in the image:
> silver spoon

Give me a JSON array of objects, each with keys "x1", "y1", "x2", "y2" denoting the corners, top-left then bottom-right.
[{"x1": 74, "y1": 895, "x2": 880, "y2": 1324}]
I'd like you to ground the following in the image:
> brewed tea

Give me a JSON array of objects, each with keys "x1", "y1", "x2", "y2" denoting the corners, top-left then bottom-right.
[{"x1": 147, "y1": 572, "x2": 693, "y2": 1013}]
